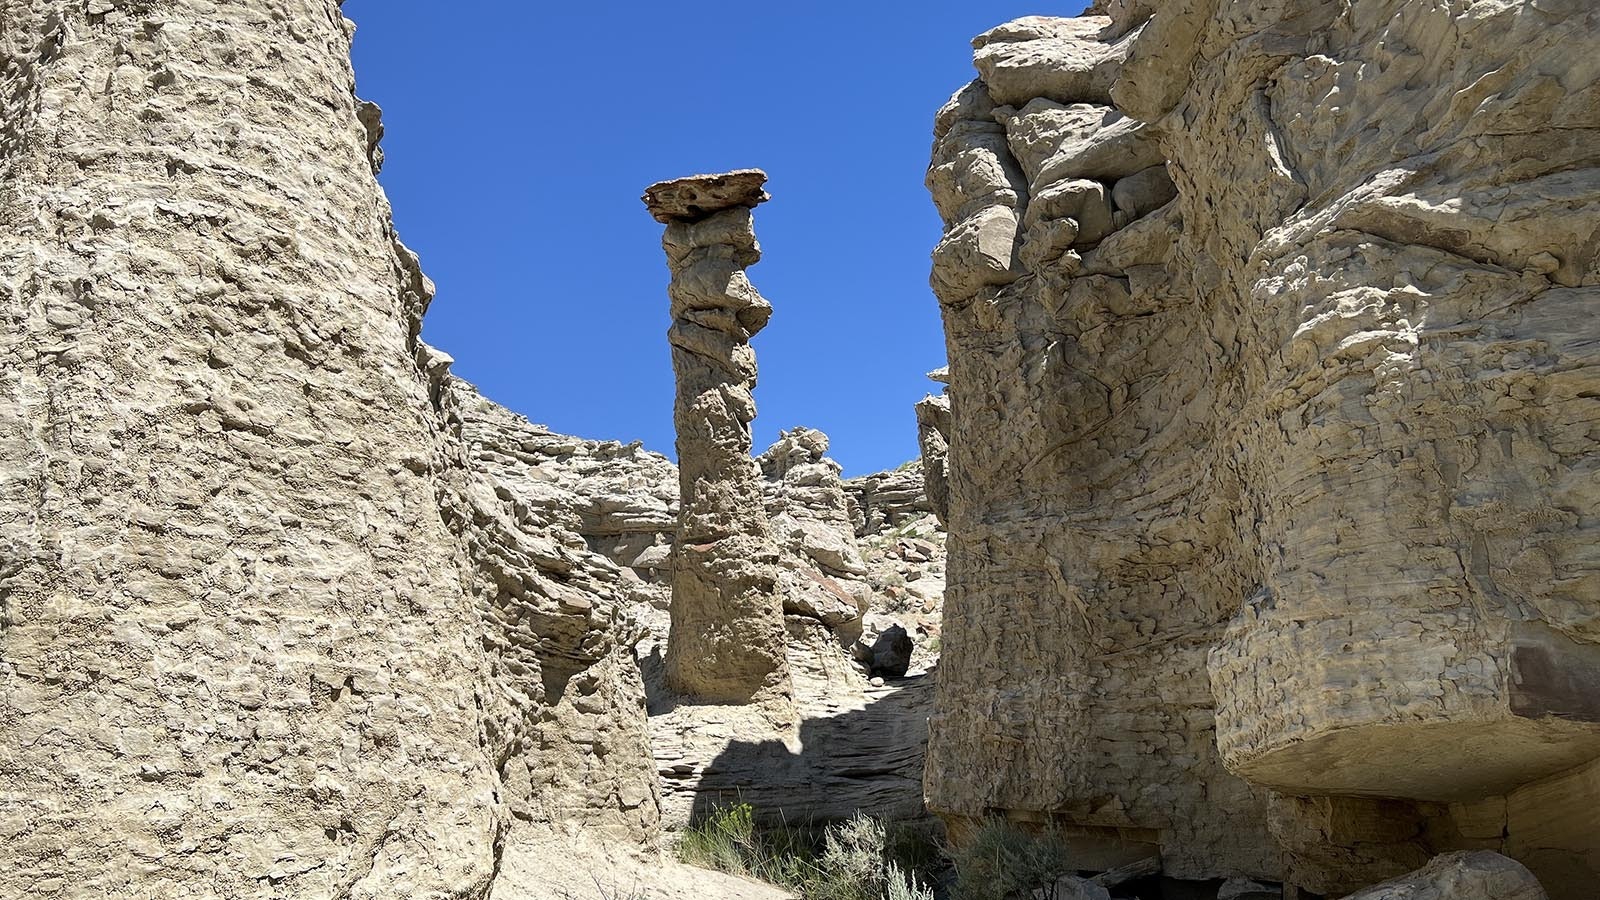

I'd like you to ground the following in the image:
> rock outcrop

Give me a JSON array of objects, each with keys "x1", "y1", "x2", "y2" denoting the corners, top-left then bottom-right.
[
  {"x1": 1336, "y1": 852, "x2": 1547, "y2": 900},
  {"x1": 0, "y1": 4, "x2": 672, "y2": 895},
  {"x1": 0, "y1": 3, "x2": 510, "y2": 895},
  {"x1": 926, "y1": 12, "x2": 1276, "y2": 880},
  {"x1": 846, "y1": 464, "x2": 933, "y2": 536},
  {"x1": 644, "y1": 170, "x2": 791, "y2": 707},
  {"x1": 14, "y1": 1, "x2": 1593, "y2": 898},
  {"x1": 759, "y1": 427, "x2": 871, "y2": 635},
  {"x1": 926, "y1": 3, "x2": 1600, "y2": 897},
  {"x1": 914, "y1": 389, "x2": 951, "y2": 527},
  {"x1": 647, "y1": 432, "x2": 938, "y2": 831},
  {"x1": 439, "y1": 377, "x2": 942, "y2": 837},
  {"x1": 438, "y1": 377, "x2": 661, "y2": 842}
]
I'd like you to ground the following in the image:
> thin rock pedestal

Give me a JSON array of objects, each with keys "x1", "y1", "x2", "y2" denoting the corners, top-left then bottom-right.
[{"x1": 642, "y1": 169, "x2": 792, "y2": 707}]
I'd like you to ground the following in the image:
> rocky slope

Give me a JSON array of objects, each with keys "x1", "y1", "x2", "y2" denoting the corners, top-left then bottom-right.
[{"x1": 925, "y1": 2, "x2": 1600, "y2": 897}]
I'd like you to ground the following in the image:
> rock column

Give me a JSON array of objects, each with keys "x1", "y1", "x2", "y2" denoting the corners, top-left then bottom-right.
[
  {"x1": 642, "y1": 170, "x2": 791, "y2": 706},
  {"x1": 0, "y1": 2, "x2": 498, "y2": 895}
]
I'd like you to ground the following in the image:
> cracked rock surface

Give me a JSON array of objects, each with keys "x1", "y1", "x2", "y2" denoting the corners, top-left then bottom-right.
[
  {"x1": 0, "y1": 2, "x2": 504, "y2": 895},
  {"x1": 926, "y1": 2, "x2": 1600, "y2": 897},
  {"x1": 646, "y1": 171, "x2": 793, "y2": 709}
]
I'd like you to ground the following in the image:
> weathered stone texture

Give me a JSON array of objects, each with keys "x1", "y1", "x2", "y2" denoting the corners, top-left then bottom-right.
[
  {"x1": 925, "y1": 15, "x2": 1278, "y2": 882},
  {"x1": 1336, "y1": 851, "x2": 1547, "y2": 900},
  {"x1": 1193, "y1": 0, "x2": 1600, "y2": 807},
  {"x1": 438, "y1": 377, "x2": 660, "y2": 841},
  {"x1": 646, "y1": 172, "x2": 791, "y2": 707},
  {"x1": 641, "y1": 169, "x2": 769, "y2": 225},
  {"x1": 0, "y1": 4, "x2": 676, "y2": 895},
  {"x1": 927, "y1": 1, "x2": 1600, "y2": 895},
  {"x1": 759, "y1": 427, "x2": 870, "y2": 634},
  {"x1": 401, "y1": 385, "x2": 941, "y2": 837},
  {"x1": 914, "y1": 392, "x2": 951, "y2": 527},
  {"x1": 846, "y1": 464, "x2": 933, "y2": 537},
  {"x1": 0, "y1": 3, "x2": 504, "y2": 895},
  {"x1": 649, "y1": 651, "x2": 935, "y2": 832}
]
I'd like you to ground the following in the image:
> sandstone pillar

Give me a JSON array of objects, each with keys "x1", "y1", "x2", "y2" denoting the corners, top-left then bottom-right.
[
  {"x1": 642, "y1": 170, "x2": 791, "y2": 705},
  {"x1": 0, "y1": 2, "x2": 498, "y2": 895}
]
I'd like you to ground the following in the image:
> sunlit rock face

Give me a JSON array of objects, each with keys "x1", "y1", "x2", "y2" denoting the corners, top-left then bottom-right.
[
  {"x1": 925, "y1": 2, "x2": 1600, "y2": 896},
  {"x1": 0, "y1": 1, "x2": 506, "y2": 895},
  {"x1": 643, "y1": 170, "x2": 793, "y2": 710},
  {"x1": 0, "y1": 3, "x2": 666, "y2": 895}
]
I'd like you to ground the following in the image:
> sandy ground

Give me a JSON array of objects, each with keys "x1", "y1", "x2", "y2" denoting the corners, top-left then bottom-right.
[{"x1": 491, "y1": 834, "x2": 792, "y2": 900}]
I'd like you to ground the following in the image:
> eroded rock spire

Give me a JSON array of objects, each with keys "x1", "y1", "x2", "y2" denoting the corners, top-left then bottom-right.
[{"x1": 642, "y1": 169, "x2": 792, "y2": 707}]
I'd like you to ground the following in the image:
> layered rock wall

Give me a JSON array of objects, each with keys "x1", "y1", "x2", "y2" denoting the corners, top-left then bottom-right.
[
  {"x1": 925, "y1": 12, "x2": 1277, "y2": 879},
  {"x1": 0, "y1": 4, "x2": 666, "y2": 895},
  {"x1": 0, "y1": 2, "x2": 507, "y2": 894},
  {"x1": 845, "y1": 464, "x2": 933, "y2": 536},
  {"x1": 927, "y1": 2, "x2": 1600, "y2": 895},
  {"x1": 437, "y1": 377, "x2": 660, "y2": 841}
]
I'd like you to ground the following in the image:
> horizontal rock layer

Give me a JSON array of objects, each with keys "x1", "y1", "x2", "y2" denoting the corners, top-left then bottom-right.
[
  {"x1": 0, "y1": 3, "x2": 505, "y2": 895},
  {"x1": 657, "y1": 196, "x2": 790, "y2": 707},
  {"x1": 926, "y1": 2, "x2": 1600, "y2": 896}
]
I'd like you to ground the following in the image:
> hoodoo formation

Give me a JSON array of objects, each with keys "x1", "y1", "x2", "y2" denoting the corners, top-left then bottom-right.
[
  {"x1": 643, "y1": 169, "x2": 793, "y2": 708},
  {"x1": 1, "y1": 2, "x2": 1597, "y2": 899}
]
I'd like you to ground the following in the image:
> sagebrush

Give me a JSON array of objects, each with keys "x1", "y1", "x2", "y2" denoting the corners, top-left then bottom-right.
[
  {"x1": 949, "y1": 819, "x2": 1074, "y2": 900},
  {"x1": 677, "y1": 805, "x2": 934, "y2": 900}
]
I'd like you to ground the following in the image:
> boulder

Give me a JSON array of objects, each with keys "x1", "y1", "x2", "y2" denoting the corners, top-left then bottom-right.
[
  {"x1": 866, "y1": 625, "x2": 914, "y2": 678},
  {"x1": 1336, "y1": 852, "x2": 1546, "y2": 900}
]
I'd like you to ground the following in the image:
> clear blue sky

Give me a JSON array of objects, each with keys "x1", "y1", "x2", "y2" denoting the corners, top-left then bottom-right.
[{"x1": 347, "y1": 2, "x2": 1089, "y2": 476}]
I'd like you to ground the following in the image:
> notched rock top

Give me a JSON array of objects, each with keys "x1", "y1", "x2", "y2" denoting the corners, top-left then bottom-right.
[{"x1": 642, "y1": 168, "x2": 771, "y2": 224}]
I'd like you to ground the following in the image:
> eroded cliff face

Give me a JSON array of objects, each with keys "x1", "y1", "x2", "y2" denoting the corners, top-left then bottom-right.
[
  {"x1": 927, "y1": 1, "x2": 1600, "y2": 895},
  {"x1": 926, "y1": 12, "x2": 1277, "y2": 880},
  {"x1": 436, "y1": 375, "x2": 661, "y2": 843},
  {"x1": 0, "y1": 3, "x2": 664, "y2": 895},
  {"x1": 0, "y1": 3, "x2": 509, "y2": 895}
]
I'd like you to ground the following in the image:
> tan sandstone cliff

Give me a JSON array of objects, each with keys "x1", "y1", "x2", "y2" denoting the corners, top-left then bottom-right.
[
  {"x1": 926, "y1": 2, "x2": 1600, "y2": 897},
  {"x1": 0, "y1": 3, "x2": 678, "y2": 896},
  {"x1": 0, "y1": 2, "x2": 503, "y2": 894},
  {"x1": 6, "y1": 1, "x2": 1594, "y2": 898}
]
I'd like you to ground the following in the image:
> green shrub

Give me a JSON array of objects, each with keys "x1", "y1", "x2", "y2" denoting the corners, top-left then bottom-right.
[
  {"x1": 676, "y1": 803, "x2": 760, "y2": 876},
  {"x1": 676, "y1": 806, "x2": 933, "y2": 900},
  {"x1": 950, "y1": 819, "x2": 1073, "y2": 900}
]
